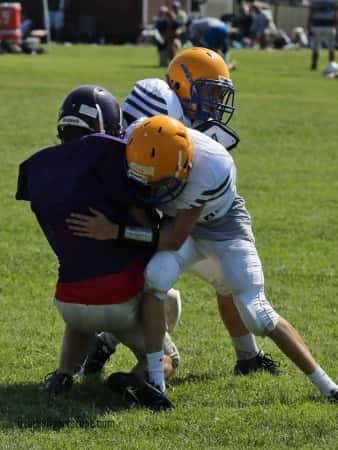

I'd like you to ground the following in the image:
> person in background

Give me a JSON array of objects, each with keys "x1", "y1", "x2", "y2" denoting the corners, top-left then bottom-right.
[
  {"x1": 172, "y1": 1, "x2": 189, "y2": 45},
  {"x1": 308, "y1": 0, "x2": 338, "y2": 70},
  {"x1": 236, "y1": 0, "x2": 253, "y2": 46},
  {"x1": 249, "y1": 1, "x2": 277, "y2": 49},
  {"x1": 154, "y1": 6, "x2": 180, "y2": 67},
  {"x1": 48, "y1": 0, "x2": 66, "y2": 42},
  {"x1": 21, "y1": 7, "x2": 33, "y2": 40},
  {"x1": 189, "y1": 16, "x2": 230, "y2": 60}
]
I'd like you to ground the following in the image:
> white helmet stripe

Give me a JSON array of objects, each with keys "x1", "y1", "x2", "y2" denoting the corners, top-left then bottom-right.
[{"x1": 58, "y1": 116, "x2": 92, "y2": 129}]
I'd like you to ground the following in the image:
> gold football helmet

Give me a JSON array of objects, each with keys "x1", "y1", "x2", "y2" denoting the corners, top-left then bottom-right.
[
  {"x1": 126, "y1": 115, "x2": 193, "y2": 204},
  {"x1": 166, "y1": 47, "x2": 235, "y2": 124}
]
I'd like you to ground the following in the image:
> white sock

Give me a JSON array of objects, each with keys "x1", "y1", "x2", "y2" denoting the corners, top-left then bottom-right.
[
  {"x1": 231, "y1": 334, "x2": 260, "y2": 360},
  {"x1": 308, "y1": 366, "x2": 338, "y2": 397},
  {"x1": 146, "y1": 351, "x2": 165, "y2": 392}
]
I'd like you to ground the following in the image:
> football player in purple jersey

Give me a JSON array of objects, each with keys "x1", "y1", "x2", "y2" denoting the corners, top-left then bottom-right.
[{"x1": 16, "y1": 86, "x2": 178, "y2": 409}]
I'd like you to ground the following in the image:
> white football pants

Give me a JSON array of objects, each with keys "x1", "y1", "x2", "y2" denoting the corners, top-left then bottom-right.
[
  {"x1": 54, "y1": 288, "x2": 181, "y2": 367},
  {"x1": 145, "y1": 236, "x2": 279, "y2": 336},
  {"x1": 54, "y1": 293, "x2": 146, "y2": 356}
]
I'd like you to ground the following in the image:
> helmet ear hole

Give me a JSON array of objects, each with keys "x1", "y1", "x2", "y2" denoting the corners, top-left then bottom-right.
[{"x1": 58, "y1": 125, "x2": 91, "y2": 143}]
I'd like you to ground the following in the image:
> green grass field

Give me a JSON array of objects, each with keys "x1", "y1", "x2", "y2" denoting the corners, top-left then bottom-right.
[{"x1": 0, "y1": 44, "x2": 337, "y2": 449}]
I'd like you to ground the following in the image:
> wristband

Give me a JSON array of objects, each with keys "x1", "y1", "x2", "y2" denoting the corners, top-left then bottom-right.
[{"x1": 117, "y1": 225, "x2": 160, "y2": 248}]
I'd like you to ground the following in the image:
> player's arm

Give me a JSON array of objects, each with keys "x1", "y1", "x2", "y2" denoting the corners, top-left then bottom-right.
[
  {"x1": 158, "y1": 206, "x2": 203, "y2": 250},
  {"x1": 66, "y1": 206, "x2": 203, "y2": 251},
  {"x1": 129, "y1": 206, "x2": 157, "y2": 228}
]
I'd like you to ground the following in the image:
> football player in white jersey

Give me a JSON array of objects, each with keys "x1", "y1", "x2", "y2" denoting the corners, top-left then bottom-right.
[
  {"x1": 83, "y1": 47, "x2": 280, "y2": 378},
  {"x1": 67, "y1": 115, "x2": 338, "y2": 404}
]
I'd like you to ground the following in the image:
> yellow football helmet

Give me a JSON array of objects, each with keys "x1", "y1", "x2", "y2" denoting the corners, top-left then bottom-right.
[
  {"x1": 166, "y1": 47, "x2": 235, "y2": 124},
  {"x1": 126, "y1": 115, "x2": 193, "y2": 204}
]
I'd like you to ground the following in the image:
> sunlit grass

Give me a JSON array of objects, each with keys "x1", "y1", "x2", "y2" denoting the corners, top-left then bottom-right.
[{"x1": 0, "y1": 44, "x2": 337, "y2": 449}]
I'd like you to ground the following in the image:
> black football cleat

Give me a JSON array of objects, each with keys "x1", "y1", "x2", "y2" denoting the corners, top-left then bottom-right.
[
  {"x1": 234, "y1": 351, "x2": 281, "y2": 376},
  {"x1": 81, "y1": 334, "x2": 115, "y2": 376},
  {"x1": 42, "y1": 371, "x2": 73, "y2": 396},
  {"x1": 328, "y1": 389, "x2": 338, "y2": 403},
  {"x1": 107, "y1": 371, "x2": 174, "y2": 411}
]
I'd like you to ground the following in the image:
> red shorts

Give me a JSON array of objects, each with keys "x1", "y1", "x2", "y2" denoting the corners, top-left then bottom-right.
[{"x1": 55, "y1": 261, "x2": 145, "y2": 305}]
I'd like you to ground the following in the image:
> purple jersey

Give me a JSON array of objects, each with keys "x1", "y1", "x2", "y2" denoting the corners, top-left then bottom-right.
[{"x1": 16, "y1": 134, "x2": 153, "y2": 283}]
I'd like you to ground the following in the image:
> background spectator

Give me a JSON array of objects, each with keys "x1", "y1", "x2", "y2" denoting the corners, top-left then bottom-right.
[
  {"x1": 236, "y1": 0, "x2": 253, "y2": 46},
  {"x1": 48, "y1": 0, "x2": 65, "y2": 42},
  {"x1": 249, "y1": 1, "x2": 277, "y2": 49},
  {"x1": 21, "y1": 7, "x2": 33, "y2": 40},
  {"x1": 189, "y1": 17, "x2": 229, "y2": 59},
  {"x1": 172, "y1": 1, "x2": 189, "y2": 45},
  {"x1": 308, "y1": 0, "x2": 338, "y2": 70},
  {"x1": 154, "y1": 6, "x2": 180, "y2": 67}
]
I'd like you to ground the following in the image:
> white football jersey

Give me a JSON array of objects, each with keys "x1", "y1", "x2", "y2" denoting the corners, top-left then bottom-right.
[
  {"x1": 160, "y1": 128, "x2": 237, "y2": 224},
  {"x1": 122, "y1": 77, "x2": 240, "y2": 148},
  {"x1": 123, "y1": 78, "x2": 252, "y2": 241},
  {"x1": 122, "y1": 78, "x2": 185, "y2": 123}
]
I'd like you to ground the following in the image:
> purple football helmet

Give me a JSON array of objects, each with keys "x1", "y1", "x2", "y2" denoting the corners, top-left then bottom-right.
[{"x1": 57, "y1": 85, "x2": 123, "y2": 142}]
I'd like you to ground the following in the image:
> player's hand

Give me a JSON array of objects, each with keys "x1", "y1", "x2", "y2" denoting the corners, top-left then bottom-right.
[{"x1": 66, "y1": 207, "x2": 118, "y2": 240}]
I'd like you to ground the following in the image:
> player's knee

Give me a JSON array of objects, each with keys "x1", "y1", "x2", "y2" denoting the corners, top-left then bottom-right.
[
  {"x1": 234, "y1": 289, "x2": 279, "y2": 337},
  {"x1": 144, "y1": 253, "x2": 181, "y2": 299}
]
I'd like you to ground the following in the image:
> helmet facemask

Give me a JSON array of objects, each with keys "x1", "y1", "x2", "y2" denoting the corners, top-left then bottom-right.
[
  {"x1": 181, "y1": 77, "x2": 235, "y2": 125},
  {"x1": 193, "y1": 79, "x2": 235, "y2": 124}
]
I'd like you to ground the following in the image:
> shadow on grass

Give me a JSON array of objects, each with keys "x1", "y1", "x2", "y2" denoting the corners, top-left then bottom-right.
[
  {"x1": 168, "y1": 372, "x2": 325, "y2": 408},
  {"x1": 169, "y1": 371, "x2": 220, "y2": 387},
  {"x1": 0, "y1": 380, "x2": 130, "y2": 430}
]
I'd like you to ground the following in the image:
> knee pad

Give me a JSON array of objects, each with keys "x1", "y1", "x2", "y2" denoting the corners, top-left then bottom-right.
[
  {"x1": 144, "y1": 252, "x2": 182, "y2": 300},
  {"x1": 234, "y1": 288, "x2": 279, "y2": 337}
]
